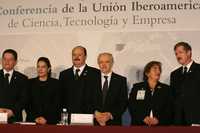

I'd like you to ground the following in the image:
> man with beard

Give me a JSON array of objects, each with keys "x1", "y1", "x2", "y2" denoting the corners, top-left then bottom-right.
[
  {"x1": 59, "y1": 46, "x2": 100, "y2": 123},
  {"x1": 170, "y1": 42, "x2": 200, "y2": 125}
]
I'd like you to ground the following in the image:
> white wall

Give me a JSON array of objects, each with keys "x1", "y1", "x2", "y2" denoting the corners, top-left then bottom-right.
[{"x1": 1, "y1": 31, "x2": 200, "y2": 88}]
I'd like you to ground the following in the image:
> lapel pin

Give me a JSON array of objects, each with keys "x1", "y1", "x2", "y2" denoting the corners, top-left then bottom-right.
[
  {"x1": 83, "y1": 70, "x2": 88, "y2": 76},
  {"x1": 157, "y1": 86, "x2": 161, "y2": 89}
]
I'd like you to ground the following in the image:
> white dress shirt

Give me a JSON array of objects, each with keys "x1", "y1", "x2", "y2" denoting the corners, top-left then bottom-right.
[
  {"x1": 3, "y1": 69, "x2": 14, "y2": 83},
  {"x1": 182, "y1": 60, "x2": 193, "y2": 73},
  {"x1": 101, "y1": 72, "x2": 112, "y2": 90},
  {"x1": 73, "y1": 64, "x2": 86, "y2": 76}
]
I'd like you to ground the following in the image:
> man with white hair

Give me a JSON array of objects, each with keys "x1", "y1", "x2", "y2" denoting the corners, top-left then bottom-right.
[{"x1": 93, "y1": 52, "x2": 128, "y2": 126}]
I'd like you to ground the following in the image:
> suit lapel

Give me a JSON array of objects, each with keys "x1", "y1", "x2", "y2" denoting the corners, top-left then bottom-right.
[
  {"x1": 107, "y1": 73, "x2": 114, "y2": 93},
  {"x1": 152, "y1": 82, "x2": 162, "y2": 96},
  {"x1": 186, "y1": 62, "x2": 198, "y2": 81},
  {"x1": 0, "y1": 69, "x2": 4, "y2": 78},
  {"x1": 97, "y1": 72, "x2": 104, "y2": 106},
  {"x1": 9, "y1": 71, "x2": 17, "y2": 87},
  {"x1": 188, "y1": 62, "x2": 196, "y2": 74},
  {"x1": 0, "y1": 69, "x2": 3, "y2": 74},
  {"x1": 0, "y1": 70, "x2": 4, "y2": 85},
  {"x1": 80, "y1": 65, "x2": 89, "y2": 78},
  {"x1": 176, "y1": 67, "x2": 184, "y2": 80},
  {"x1": 98, "y1": 73, "x2": 103, "y2": 93},
  {"x1": 69, "y1": 66, "x2": 75, "y2": 80},
  {"x1": 0, "y1": 69, "x2": 16, "y2": 87}
]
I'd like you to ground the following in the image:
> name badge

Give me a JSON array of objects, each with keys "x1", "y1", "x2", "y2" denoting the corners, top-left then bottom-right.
[{"x1": 136, "y1": 90, "x2": 145, "y2": 100}]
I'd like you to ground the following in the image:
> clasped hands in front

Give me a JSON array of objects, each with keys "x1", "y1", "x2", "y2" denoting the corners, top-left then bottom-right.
[
  {"x1": 143, "y1": 116, "x2": 159, "y2": 126},
  {"x1": 95, "y1": 111, "x2": 112, "y2": 126}
]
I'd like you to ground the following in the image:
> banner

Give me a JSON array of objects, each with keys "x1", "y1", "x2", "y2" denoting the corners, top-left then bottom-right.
[{"x1": 0, "y1": 0, "x2": 200, "y2": 34}]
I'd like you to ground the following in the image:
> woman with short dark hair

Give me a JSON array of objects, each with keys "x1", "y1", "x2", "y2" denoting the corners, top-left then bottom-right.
[
  {"x1": 26, "y1": 57, "x2": 60, "y2": 124},
  {"x1": 128, "y1": 61, "x2": 173, "y2": 126}
]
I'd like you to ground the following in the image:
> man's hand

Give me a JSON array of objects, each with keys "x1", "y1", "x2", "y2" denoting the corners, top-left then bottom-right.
[
  {"x1": 101, "y1": 112, "x2": 112, "y2": 122},
  {"x1": 143, "y1": 116, "x2": 151, "y2": 126},
  {"x1": 95, "y1": 111, "x2": 112, "y2": 126},
  {"x1": 0, "y1": 108, "x2": 14, "y2": 118},
  {"x1": 0, "y1": 108, "x2": 5, "y2": 113},
  {"x1": 35, "y1": 117, "x2": 47, "y2": 125},
  {"x1": 95, "y1": 111, "x2": 106, "y2": 126}
]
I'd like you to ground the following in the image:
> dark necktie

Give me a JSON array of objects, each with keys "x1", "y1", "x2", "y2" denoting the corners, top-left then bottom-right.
[
  {"x1": 75, "y1": 69, "x2": 80, "y2": 80},
  {"x1": 183, "y1": 66, "x2": 187, "y2": 75},
  {"x1": 4, "y1": 73, "x2": 10, "y2": 86},
  {"x1": 102, "y1": 76, "x2": 108, "y2": 104}
]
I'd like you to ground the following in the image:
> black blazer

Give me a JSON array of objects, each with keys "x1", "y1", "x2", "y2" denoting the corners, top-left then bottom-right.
[
  {"x1": 128, "y1": 81, "x2": 173, "y2": 126},
  {"x1": 170, "y1": 61, "x2": 200, "y2": 125},
  {"x1": 26, "y1": 77, "x2": 61, "y2": 124},
  {"x1": 92, "y1": 72, "x2": 128, "y2": 125},
  {"x1": 0, "y1": 69, "x2": 28, "y2": 123},
  {"x1": 59, "y1": 65, "x2": 100, "y2": 114}
]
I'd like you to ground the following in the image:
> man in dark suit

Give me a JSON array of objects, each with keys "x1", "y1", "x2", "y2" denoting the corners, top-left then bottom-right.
[
  {"x1": 59, "y1": 46, "x2": 99, "y2": 116},
  {"x1": 0, "y1": 49, "x2": 28, "y2": 123},
  {"x1": 94, "y1": 52, "x2": 128, "y2": 126},
  {"x1": 170, "y1": 42, "x2": 200, "y2": 125}
]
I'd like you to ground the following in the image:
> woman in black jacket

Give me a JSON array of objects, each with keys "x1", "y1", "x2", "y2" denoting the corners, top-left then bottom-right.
[
  {"x1": 128, "y1": 61, "x2": 173, "y2": 126},
  {"x1": 26, "y1": 57, "x2": 60, "y2": 124}
]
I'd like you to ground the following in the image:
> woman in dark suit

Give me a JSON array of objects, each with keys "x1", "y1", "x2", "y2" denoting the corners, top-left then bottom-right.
[
  {"x1": 128, "y1": 61, "x2": 173, "y2": 126},
  {"x1": 26, "y1": 57, "x2": 60, "y2": 124}
]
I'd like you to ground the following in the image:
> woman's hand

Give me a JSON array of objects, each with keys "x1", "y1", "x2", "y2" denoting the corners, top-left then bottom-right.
[{"x1": 143, "y1": 116, "x2": 159, "y2": 126}]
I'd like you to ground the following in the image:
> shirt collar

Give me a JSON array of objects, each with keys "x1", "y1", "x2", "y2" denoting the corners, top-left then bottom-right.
[
  {"x1": 101, "y1": 72, "x2": 112, "y2": 88},
  {"x1": 183, "y1": 60, "x2": 193, "y2": 71},
  {"x1": 101, "y1": 72, "x2": 112, "y2": 78},
  {"x1": 73, "y1": 64, "x2": 86, "y2": 75},
  {"x1": 3, "y1": 69, "x2": 14, "y2": 76}
]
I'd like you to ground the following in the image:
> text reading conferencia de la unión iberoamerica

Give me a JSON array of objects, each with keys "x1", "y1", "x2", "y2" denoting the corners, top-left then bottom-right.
[{"x1": 1, "y1": 0, "x2": 200, "y2": 29}]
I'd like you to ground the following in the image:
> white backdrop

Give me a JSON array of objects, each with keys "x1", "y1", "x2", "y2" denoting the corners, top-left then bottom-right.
[{"x1": 0, "y1": 31, "x2": 200, "y2": 88}]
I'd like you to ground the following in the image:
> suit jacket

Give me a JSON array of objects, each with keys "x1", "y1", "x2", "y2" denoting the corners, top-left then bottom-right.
[
  {"x1": 0, "y1": 69, "x2": 28, "y2": 123},
  {"x1": 26, "y1": 77, "x2": 61, "y2": 124},
  {"x1": 92, "y1": 72, "x2": 128, "y2": 125},
  {"x1": 128, "y1": 81, "x2": 173, "y2": 126},
  {"x1": 59, "y1": 65, "x2": 100, "y2": 115},
  {"x1": 170, "y1": 61, "x2": 200, "y2": 125}
]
